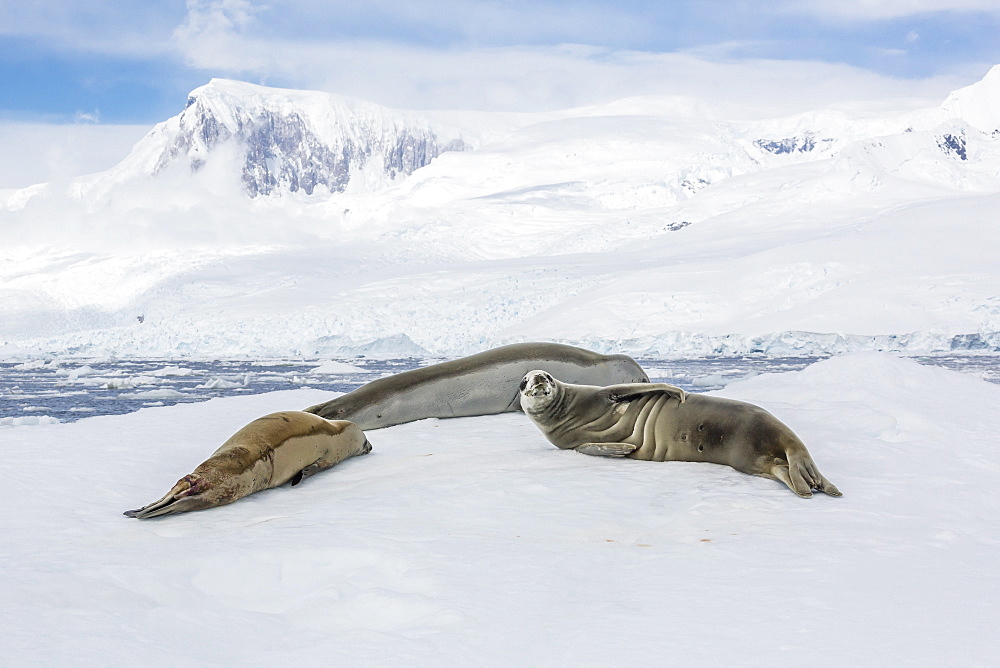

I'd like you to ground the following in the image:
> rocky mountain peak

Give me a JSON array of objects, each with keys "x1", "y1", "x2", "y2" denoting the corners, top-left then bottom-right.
[{"x1": 152, "y1": 79, "x2": 469, "y2": 197}]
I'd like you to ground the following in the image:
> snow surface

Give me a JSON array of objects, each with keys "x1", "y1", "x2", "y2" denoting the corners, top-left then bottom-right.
[
  {"x1": 2, "y1": 353, "x2": 998, "y2": 664},
  {"x1": 2, "y1": 69, "x2": 1000, "y2": 358}
]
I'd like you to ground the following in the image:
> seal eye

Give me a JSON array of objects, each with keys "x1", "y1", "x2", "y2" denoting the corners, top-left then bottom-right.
[{"x1": 519, "y1": 378, "x2": 528, "y2": 391}]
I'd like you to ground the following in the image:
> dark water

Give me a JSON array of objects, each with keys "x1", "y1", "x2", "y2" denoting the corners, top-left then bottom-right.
[
  {"x1": 2, "y1": 354, "x2": 999, "y2": 425},
  {"x1": 0, "y1": 358, "x2": 414, "y2": 425}
]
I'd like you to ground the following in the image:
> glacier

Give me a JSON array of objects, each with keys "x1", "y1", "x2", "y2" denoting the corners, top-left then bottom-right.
[{"x1": 2, "y1": 68, "x2": 1000, "y2": 358}]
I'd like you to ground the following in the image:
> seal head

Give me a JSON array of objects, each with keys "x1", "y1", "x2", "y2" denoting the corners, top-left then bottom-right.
[{"x1": 520, "y1": 370, "x2": 556, "y2": 403}]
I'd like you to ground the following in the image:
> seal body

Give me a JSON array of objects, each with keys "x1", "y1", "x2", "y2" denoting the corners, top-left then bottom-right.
[
  {"x1": 519, "y1": 371, "x2": 840, "y2": 498},
  {"x1": 305, "y1": 342, "x2": 650, "y2": 430},
  {"x1": 124, "y1": 411, "x2": 371, "y2": 519}
]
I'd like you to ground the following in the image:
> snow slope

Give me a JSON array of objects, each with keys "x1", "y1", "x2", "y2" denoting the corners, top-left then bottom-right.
[
  {"x1": 2, "y1": 68, "x2": 1000, "y2": 357},
  {"x1": 2, "y1": 354, "x2": 998, "y2": 664}
]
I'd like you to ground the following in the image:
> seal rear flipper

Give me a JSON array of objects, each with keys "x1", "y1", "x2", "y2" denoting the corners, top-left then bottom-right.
[
  {"x1": 124, "y1": 479, "x2": 191, "y2": 518},
  {"x1": 124, "y1": 492, "x2": 191, "y2": 518},
  {"x1": 124, "y1": 488, "x2": 188, "y2": 518},
  {"x1": 817, "y1": 478, "x2": 842, "y2": 497},
  {"x1": 804, "y1": 459, "x2": 842, "y2": 497},
  {"x1": 123, "y1": 475, "x2": 216, "y2": 518},
  {"x1": 771, "y1": 463, "x2": 813, "y2": 497},
  {"x1": 574, "y1": 442, "x2": 638, "y2": 458},
  {"x1": 770, "y1": 455, "x2": 842, "y2": 498}
]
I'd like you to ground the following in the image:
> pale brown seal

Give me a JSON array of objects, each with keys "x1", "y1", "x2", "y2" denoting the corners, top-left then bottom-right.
[{"x1": 124, "y1": 411, "x2": 371, "y2": 518}]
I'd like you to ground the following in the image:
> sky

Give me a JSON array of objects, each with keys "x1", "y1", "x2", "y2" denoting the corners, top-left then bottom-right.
[
  {"x1": 2, "y1": 0, "x2": 1000, "y2": 125},
  {"x1": 1, "y1": 0, "x2": 999, "y2": 187}
]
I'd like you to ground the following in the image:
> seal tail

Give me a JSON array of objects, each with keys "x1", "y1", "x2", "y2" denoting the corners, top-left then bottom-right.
[
  {"x1": 303, "y1": 399, "x2": 333, "y2": 418},
  {"x1": 771, "y1": 448, "x2": 842, "y2": 498}
]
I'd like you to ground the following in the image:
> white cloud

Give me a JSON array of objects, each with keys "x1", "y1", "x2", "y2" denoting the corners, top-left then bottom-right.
[
  {"x1": 72, "y1": 110, "x2": 101, "y2": 124},
  {"x1": 780, "y1": 0, "x2": 1000, "y2": 21},
  {"x1": 175, "y1": 0, "x2": 261, "y2": 44},
  {"x1": 0, "y1": 1, "x2": 180, "y2": 56},
  {"x1": 173, "y1": 0, "x2": 271, "y2": 71},
  {"x1": 0, "y1": 123, "x2": 151, "y2": 189},
  {"x1": 162, "y1": 0, "x2": 971, "y2": 115},
  {"x1": 167, "y1": 21, "x2": 965, "y2": 116}
]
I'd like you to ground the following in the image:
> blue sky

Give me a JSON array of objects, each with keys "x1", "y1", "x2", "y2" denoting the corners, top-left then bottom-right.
[{"x1": 2, "y1": 0, "x2": 1000, "y2": 124}]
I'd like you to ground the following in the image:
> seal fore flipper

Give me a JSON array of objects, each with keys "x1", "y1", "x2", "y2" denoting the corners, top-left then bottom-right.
[
  {"x1": 603, "y1": 382, "x2": 686, "y2": 404},
  {"x1": 291, "y1": 459, "x2": 332, "y2": 486},
  {"x1": 574, "y1": 442, "x2": 638, "y2": 457}
]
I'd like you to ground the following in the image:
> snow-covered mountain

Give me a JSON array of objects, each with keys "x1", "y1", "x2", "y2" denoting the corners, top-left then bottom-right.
[
  {"x1": 2, "y1": 67, "x2": 1000, "y2": 358},
  {"x1": 154, "y1": 80, "x2": 471, "y2": 197},
  {"x1": 77, "y1": 79, "x2": 476, "y2": 199}
]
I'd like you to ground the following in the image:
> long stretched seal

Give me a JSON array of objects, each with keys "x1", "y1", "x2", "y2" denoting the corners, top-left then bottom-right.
[
  {"x1": 519, "y1": 371, "x2": 840, "y2": 498},
  {"x1": 305, "y1": 342, "x2": 650, "y2": 430},
  {"x1": 124, "y1": 411, "x2": 371, "y2": 519}
]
